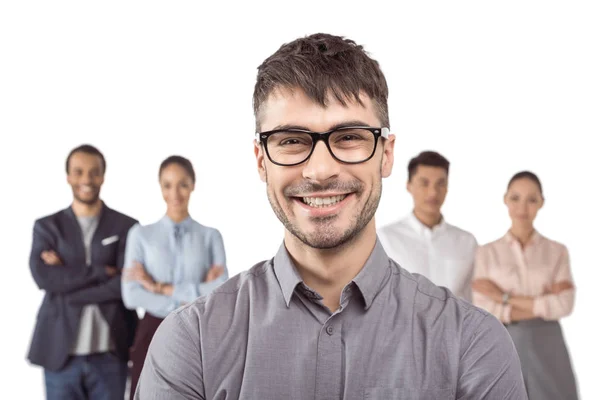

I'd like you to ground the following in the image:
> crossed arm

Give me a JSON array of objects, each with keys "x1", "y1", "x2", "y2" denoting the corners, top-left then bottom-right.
[
  {"x1": 472, "y1": 278, "x2": 573, "y2": 322},
  {"x1": 121, "y1": 226, "x2": 228, "y2": 315},
  {"x1": 30, "y1": 221, "x2": 117, "y2": 296},
  {"x1": 472, "y1": 246, "x2": 575, "y2": 323}
]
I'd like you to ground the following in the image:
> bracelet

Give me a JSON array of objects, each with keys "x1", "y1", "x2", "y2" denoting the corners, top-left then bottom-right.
[{"x1": 502, "y1": 292, "x2": 511, "y2": 305}]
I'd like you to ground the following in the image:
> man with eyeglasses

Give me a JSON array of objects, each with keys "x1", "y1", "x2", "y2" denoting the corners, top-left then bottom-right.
[{"x1": 135, "y1": 33, "x2": 527, "y2": 399}]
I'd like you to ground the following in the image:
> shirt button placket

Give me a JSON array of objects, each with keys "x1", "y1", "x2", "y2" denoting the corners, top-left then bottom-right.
[{"x1": 315, "y1": 322, "x2": 342, "y2": 399}]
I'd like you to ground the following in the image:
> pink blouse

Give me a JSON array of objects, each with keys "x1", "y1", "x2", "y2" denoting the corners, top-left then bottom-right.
[{"x1": 473, "y1": 231, "x2": 575, "y2": 323}]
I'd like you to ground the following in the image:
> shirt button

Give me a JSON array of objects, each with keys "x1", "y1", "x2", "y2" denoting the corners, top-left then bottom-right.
[{"x1": 326, "y1": 326, "x2": 334, "y2": 335}]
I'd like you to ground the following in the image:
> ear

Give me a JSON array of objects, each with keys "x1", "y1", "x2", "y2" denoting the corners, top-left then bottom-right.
[
  {"x1": 380, "y1": 133, "x2": 396, "y2": 178},
  {"x1": 254, "y1": 140, "x2": 267, "y2": 182},
  {"x1": 503, "y1": 192, "x2": 509, "y2": 206}
]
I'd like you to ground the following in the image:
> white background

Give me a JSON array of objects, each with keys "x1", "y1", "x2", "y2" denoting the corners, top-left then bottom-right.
[{"x1": 1, "y1": 1, "x2": 598, "y2": 398}]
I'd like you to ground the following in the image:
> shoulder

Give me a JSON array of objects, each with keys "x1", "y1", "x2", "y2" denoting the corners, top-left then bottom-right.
[
  {"x1": 198, "y1": 224, "x2": 222, "y2": 238},
  {"x1": 538, "y1": 233, "x2": 568, "y2": 252},
  {"x1": 392, "y1": 259, "x2": 491, "y2": 327},
  {"x1": 34, "y1": 209, "x2": 64, "y2": 228},
  {"x1": 124, "y1": 219, "x2": 162, "y2": 241},
  {"x1": 192, "y1": 221, "x2": 223, "y2": 238},
  {"x1": 175, "y1": 259, "x2": 271, "y2": 319},
  {"x1": 377, "y1": 218, "x2": 411, "y2": 248},
  {"x1": 396, "y1": 262, "x2": 471, "y2": 307},
  {"x1": 103, "y1": 205, "x2": 138, "y2": 227},
  {"x1": 445, "y1": 222, "x2": 477, "y2": 242},
  {"x1": 378, "y1": 217, "x2": 410, "y2": 235},
  {"x1": 477, "y1": 236, "x2": 506, "y2": 253}
]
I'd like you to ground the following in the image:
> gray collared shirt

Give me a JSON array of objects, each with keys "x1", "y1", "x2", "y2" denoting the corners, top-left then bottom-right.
[{"x1": 135, "y1": 239, "x2": 527, "y2": 399}]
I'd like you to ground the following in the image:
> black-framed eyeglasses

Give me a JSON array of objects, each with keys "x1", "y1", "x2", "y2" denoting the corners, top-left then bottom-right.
[{"x1": 255, "y1": 126, "x2": 390, "y2": 167}]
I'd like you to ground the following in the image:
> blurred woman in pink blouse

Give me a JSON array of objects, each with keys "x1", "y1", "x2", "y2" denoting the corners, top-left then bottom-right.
[{"x1": 472, "y1": 171, "x2": 578, "y2": 400}]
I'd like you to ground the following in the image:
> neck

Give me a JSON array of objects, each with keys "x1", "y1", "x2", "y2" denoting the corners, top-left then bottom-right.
[
  {"x1": 509, "y1": 223, "x2": 535, "y2": 247},
  {"x1": 167, "y1": 210, "x2": 190, "y2": 223},
  {"x1": 284, "y1": 220, "x2": 377, "y2": 312},
  {"x1": 412, "y1": 209, "x2": 442, "y2": 229},
  {"x1": 71, "y1": 199, "x2": 102, "y2": 217}
]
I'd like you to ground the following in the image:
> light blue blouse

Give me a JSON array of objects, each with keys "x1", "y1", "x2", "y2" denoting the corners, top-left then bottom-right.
[{"x1": 121, "y1": 215, "x2": 228, "y2": 318}]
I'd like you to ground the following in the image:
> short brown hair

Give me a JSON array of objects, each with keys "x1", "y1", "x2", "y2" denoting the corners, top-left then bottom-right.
[
  {"x1": 253, "y1": 33, "x2": 389, "y2": 131},
  {"x1": 407, "y1": 151, "x2": 450, "y2": 181}
]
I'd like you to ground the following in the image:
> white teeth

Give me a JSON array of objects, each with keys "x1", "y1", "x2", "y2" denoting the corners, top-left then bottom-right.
[{"x1": 302, "y1": 195, "x2": 347, "y2": 208}]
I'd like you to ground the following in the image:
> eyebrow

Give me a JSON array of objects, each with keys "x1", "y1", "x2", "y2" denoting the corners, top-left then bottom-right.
[{"x1": 272, "y1": 120, "x2": 374, "y2": 132}]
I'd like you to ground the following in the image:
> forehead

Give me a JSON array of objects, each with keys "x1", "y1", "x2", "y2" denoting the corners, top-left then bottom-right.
[
  {"x1": 259, "y1": 87, "x2": 381, "y2": 132},
  {"x1": 414, "y1": 165, "x2": 448, "y2": 179},
  {"x1": 69, "y1": 152, "x2": 103, "y2": 170},
  {"x1": 509, "y1": 178, "x2": 540, "y2": 194},
  {"x1": 160, "y1": 163, "x2": 191, "y2": 179}
]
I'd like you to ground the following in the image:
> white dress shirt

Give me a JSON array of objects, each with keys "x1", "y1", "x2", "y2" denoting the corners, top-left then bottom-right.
[{"x1": 378, "y1": 212, "x2": 478, "y2": 301}]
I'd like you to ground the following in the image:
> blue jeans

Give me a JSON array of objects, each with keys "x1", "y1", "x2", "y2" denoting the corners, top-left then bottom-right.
[{"x1": 44, "y1": 353, "x2": 128, "y2": 400}]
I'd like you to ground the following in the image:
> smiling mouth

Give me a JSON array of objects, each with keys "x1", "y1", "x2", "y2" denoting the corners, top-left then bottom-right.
[
  {"x1": 299, "y1": 194, "x2": 348, "y2": 208},
  {"x1": 79, "y1": 185, "x2": 96, "y2": 194}
]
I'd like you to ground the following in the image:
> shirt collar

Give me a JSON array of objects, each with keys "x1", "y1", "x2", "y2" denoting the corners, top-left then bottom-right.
[
  {"x1": 406, "y1": 211, "x2": 447, "y2": 236},
  {"x1": 66, "y1": 200, "x2": 106, "y2": 221},
  {"x1": 273, "y1": 244, "x2": 304, "y2": 308},
  {"x1": 161, "y1": 214, "x2": 193, "y2": 233},
  {"x1": 503, "y1": 229, "x2": 542, "y2": 247},
  {"x1": 273, "y1": 239, "x2": 391, "y2": 310},
  {"x1": 351, "y1": 239, "x2": 391, "y2": 310}
]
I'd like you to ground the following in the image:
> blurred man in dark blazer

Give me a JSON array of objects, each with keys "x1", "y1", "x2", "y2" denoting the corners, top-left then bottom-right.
[{"x1": 27, "y1": 144, "x2": 138, "y2": 400}]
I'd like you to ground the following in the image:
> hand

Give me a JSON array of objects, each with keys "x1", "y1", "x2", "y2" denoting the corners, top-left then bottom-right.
[
  {"x1": 105, "y1": 266, "x2": 119, "y2": 277},
  {"x1": 204, "y1": 265, "x2": 225, "y2": 282},
  {"x1": 41, "y1": 250, "x2": 63, "y2": 266},
  {"x1": 472, "y1": 278, "x2": 505, "y2": 303},
  {"x1": 544, "y1": 280, "x2": 574, "y2": 295},
  {"x1": 123, "y1": 261, "x2": 154, "y2": 286}
]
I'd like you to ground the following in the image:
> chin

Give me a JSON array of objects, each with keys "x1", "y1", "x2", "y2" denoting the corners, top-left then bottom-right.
[
  {"x1": 421, "y1": 206, "x2": 440, "y2": 215},
  {"x1": 75, "y1": 194, "x2": 100, "y2": 205},
  {"x1": 293, "y1": 220, "x2": 360, "y2": 249}
]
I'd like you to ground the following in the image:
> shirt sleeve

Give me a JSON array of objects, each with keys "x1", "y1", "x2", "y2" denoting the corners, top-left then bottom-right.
[
  {"x1": 458, "y1": 235, "x2": 479, "y2": 302},
  {"x1": 121, "y1": 224, "x2": 179, "y2": 317},
  {"x1": 532, "y1": 245, "x2": 575, "y2": 320},
  {"x1": 134, "y1": 309, "x2": 205, "y2": 399},
  {"x1": 29, "y1": 219, "x2": 109, "y2": 294},
  {"x1": 472, "y1": 246, "x2": 512, "y2": 323},
  {"x1": 172, "y1": 229, "x2": 229, "y2": 304},
  {"x1": 457, "y1": 313, "x2": 527, "y2": 399}
]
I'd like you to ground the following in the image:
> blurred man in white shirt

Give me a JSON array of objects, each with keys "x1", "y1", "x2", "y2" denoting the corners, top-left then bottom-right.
[{"x1": 378, "y1": 151, "x2": 477, "y2": 301}]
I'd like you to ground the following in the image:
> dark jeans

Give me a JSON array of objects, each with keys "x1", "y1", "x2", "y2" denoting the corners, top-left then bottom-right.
[{"x1": 44, "y1": 352, "x2": 128, "y2": 400}]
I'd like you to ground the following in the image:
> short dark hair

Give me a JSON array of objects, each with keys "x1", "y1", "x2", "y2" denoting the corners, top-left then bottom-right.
[
  {"x1": 507, "y1": 171, "x2": 543, "y2": 197},
  {"x1": 65, "y1": 144, "x2": 106, "y2": 174},
  {"x1": 407, "y1": 151, "x2": 450, "y2": 181},
  {"x1": 253, "y1": 33, "x2": 389, "y2": 131},
  {"x1": 159, "y1": 155, "x2": 196, "y2": 184}
]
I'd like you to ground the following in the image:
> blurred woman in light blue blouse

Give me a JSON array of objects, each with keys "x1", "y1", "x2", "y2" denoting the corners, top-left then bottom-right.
[{"x1": 121, "y1": 155, "x2": 228, "y2": 400}]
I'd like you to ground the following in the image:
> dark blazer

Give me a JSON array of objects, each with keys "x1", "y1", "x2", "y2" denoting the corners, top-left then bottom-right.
[{"x1": 27, "y1": 202, "x2": 138, "y2": 371}]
